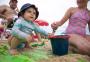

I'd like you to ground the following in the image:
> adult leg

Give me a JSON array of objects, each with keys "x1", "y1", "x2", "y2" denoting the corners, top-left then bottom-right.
[
  {"x1": 68, "y1": 34, "x2": 90, "y2": 56},
  {"x1": 85, "y1": 35, "x2": 90, "y2": 42}
]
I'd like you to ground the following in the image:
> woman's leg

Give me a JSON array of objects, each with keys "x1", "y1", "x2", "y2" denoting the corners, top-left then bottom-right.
[
  {"x1": 68, "y1": 34, "x2": 90, "y2": 55},
  {"x1": 85, "y1": 35, "x2": 90, "y2": 42}
]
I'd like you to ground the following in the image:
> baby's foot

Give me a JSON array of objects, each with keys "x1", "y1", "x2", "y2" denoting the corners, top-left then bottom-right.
[
  {"x1": 9, "y1": 49, "x2": 19, "y2": 55},
  {"x1": 23, "y1": 46, "x2": 33, "y2": 51}
]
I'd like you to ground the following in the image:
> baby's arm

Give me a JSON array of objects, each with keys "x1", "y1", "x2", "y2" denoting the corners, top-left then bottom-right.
[
  {"x1": 35, "y1": 32, "x2": 42, "y2": 42},
  {"x1": 34, "y1": 25, "x2": 48, "y2": 36},
  {"x1": 11, "y1": 20, "x2": 29, "y2": 41}
]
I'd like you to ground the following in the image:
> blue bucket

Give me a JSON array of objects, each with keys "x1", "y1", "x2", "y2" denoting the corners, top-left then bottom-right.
[{"x1": 49, "y1": 35, "x2": 69, "y2": 56}]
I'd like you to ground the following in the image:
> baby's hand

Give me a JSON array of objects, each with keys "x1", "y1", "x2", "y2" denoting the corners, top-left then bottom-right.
[{"x1": 26, "y1": 35, "x2": 33, "y2": 43}]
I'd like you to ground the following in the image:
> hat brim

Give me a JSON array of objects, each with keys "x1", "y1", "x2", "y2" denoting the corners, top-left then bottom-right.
[{"x1": 18, "y1": 5, "x2": 36, "y2": 17}]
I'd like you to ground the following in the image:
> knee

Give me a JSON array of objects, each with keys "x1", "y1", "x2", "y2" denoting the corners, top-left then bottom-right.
[{"x1": 77, "y1": 46, "x2": 90, "y2": 55}]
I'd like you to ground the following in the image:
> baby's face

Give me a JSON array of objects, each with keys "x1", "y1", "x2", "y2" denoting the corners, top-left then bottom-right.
[{"x1": 23, "y1": 7, "x2": 36, "y2": 21}]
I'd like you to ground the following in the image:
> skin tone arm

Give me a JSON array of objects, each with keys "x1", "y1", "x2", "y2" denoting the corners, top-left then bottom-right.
[
  {"x1": 34, "y1": 23, "x2": 42, "y2": 42},
  {"x1": 15, "y1": 7, "x2": 19, "y2": 13},
  {"x1": 36, "y1": 32, "x2": 42, "y2": 42},
  {"x1": 0, "y1": 24, "x2": 5, "y2": 29},
  {"x1": 0, "y1": 14, "x2": 6, "y2": 29},
  {"x1": 51, "y1": 7, "x2": 73, "y2": 31},
  {"x1": 0, "y1": 14, "x2": 6, "y2": 19}
]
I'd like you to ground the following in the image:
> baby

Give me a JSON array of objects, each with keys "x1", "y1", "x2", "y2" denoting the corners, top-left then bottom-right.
[{"x1": 9, "y1": 3, "x2": 51, "y2": 55}]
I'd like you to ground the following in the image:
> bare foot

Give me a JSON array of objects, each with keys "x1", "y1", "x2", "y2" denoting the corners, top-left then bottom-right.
[
  {"x1": 23, "y1": 46, "x2": 33, "y2": 51},
  {"x1": 9, "y1": 49, "x2": 19, "y2": 55}
]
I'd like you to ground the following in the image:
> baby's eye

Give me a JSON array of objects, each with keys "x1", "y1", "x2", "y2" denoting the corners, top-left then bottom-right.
[
  {"x1": 33, "y1": 12, "x2": 36, "y2": 15},
  {"x1": 28, "y1": 10, "x2": 32, "y2": 13}
]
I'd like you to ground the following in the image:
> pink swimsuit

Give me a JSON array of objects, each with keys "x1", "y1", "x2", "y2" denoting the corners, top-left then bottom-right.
[{"x1": 66, "y1": 9, "x2": 90, "y2": 36}]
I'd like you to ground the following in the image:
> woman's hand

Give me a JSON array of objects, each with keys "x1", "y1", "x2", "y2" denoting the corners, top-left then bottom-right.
[{"x1": 51, "y1": 22, "x2": 59, "y2": 32}]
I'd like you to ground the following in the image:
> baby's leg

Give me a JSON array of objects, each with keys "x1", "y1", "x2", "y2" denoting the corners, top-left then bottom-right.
[
  {"x1": 24, "y1": 42, "x2": 31, "y2": 48},
  {"x1": 22, "y1": 42, "x2": 33, "y2": 51},
  {"x1": 8, "y1": 35, "x2": 13, "y2": 46},
  {"x1": 68, "y1": 34, "x2": 90, "y2": 56},
  {"x1": 24, "y1": 34, "x2": 36, "y2": 50},
  {"x1": 9, "y1": 37, "x2": 20, "y2": 55}
]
